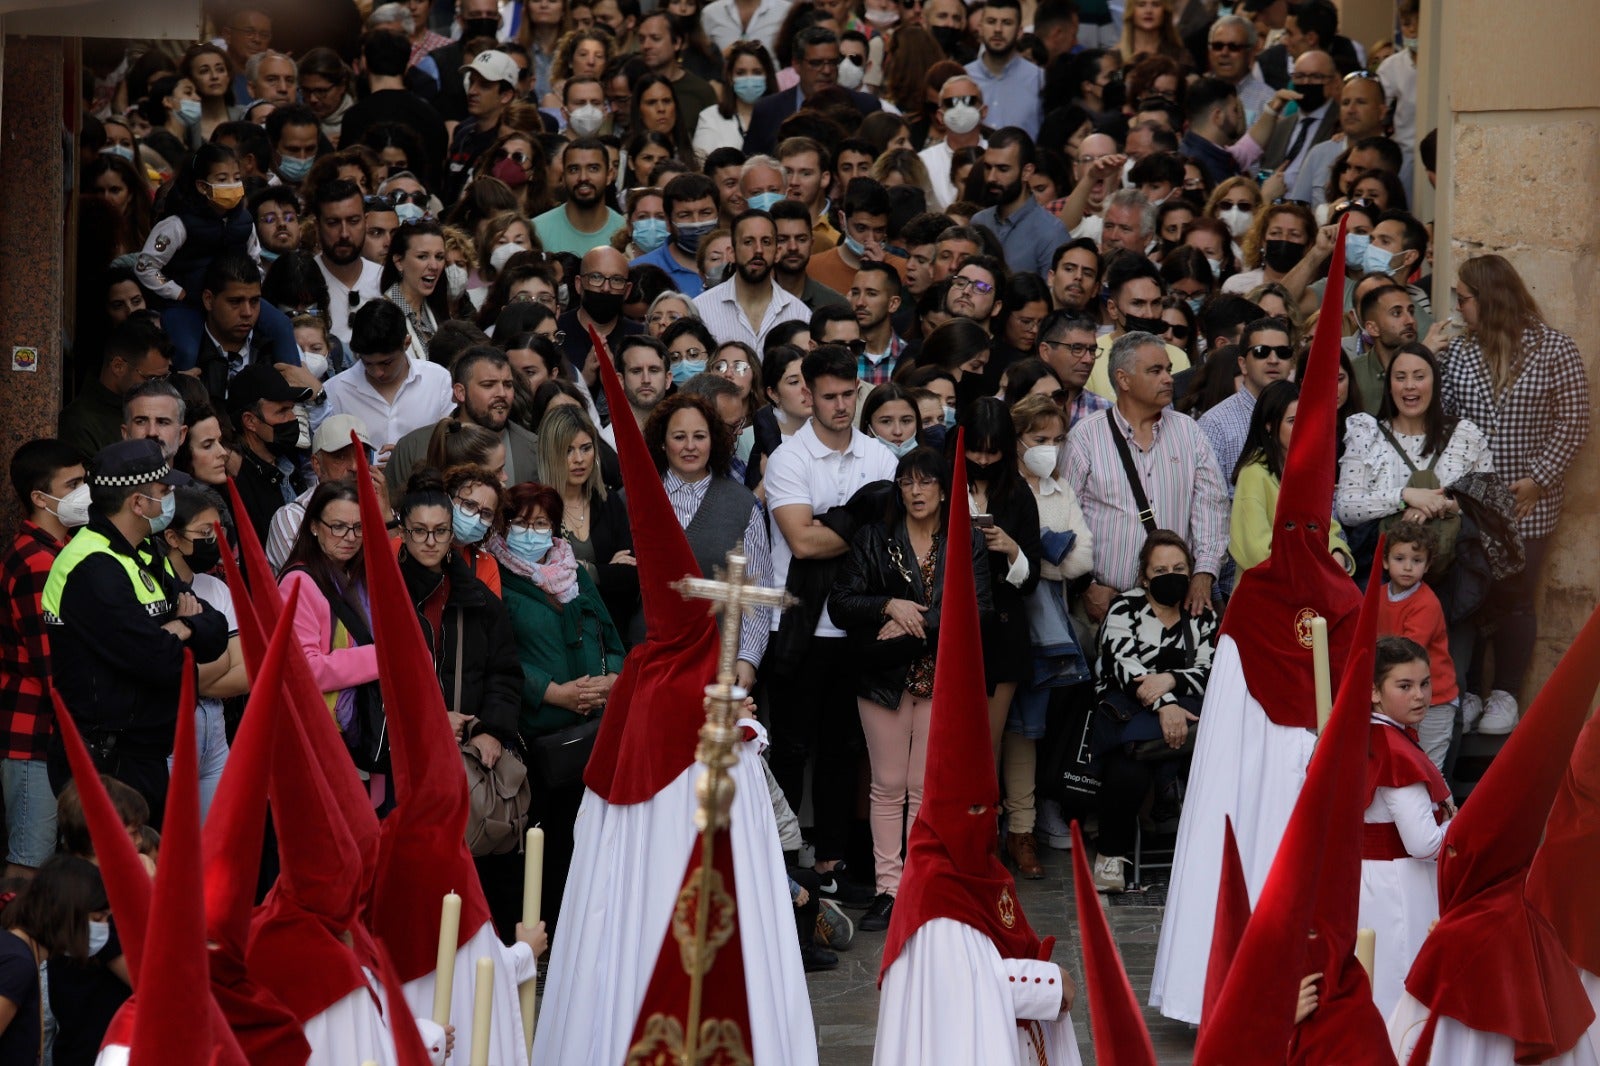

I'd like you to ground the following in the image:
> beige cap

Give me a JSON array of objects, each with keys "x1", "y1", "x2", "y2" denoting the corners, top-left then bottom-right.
[{"x1": 311, "y1": 413, "x2": 372, "y2": 455}]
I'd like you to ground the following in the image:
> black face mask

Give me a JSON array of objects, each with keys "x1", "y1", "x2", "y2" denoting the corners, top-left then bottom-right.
[
  {"x1": 964, "y1": 457, "x2": 999, "y2": 484},
  {"x1": 1121, "y1": 313, "x2": 1169, "y2": 336},
  {"x1": 1263, "y1": 239, "x2": 1308, "y2": 274},
  {"x1": 930, "y1": 26, "x2": 967, "y2": 58},
  {"x1": 461, "y1": 16, "x2": 501, "y2": 40},
  {"x1": 1147, "y1": 571, "x2": 1190, "y2": 607},
  {"x1": 580, "y1": 288, "x2": 625, "y2": 323},
  {"x1": 1292, "y1": 84, "x2": 1327, "y2": 112},
  {"x1": 186, "y1": 537, "x2": 223, "y2": 575},
  {"x1": 266, "y1": 417, "x2": 301, "y2": 457}
]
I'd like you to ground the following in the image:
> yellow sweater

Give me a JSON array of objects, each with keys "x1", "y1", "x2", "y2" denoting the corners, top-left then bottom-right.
[{"x1": 1229, "y1": 459, "x2": 1352, "y2": 574}]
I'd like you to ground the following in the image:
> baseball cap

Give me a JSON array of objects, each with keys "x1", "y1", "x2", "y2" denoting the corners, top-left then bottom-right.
[
  {"x1": 88, "y1": 438, "x2": 184, "y2": 489},
  {"x1": 311, "y1": 413, "x2": 373, "y2": 455},
  {"x1": 461, "y1": 49, "x2": 521, "y2": 91},
  {"x1": 226, "y1": 364, "x2": 313, "y2": 418}
]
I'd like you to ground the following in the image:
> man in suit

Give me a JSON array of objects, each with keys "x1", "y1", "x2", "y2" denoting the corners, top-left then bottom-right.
[
  {"x1": 742, "y1": 26, "x2": 882, "y2": 157},
  {"x1": 1258, "y1": 49, "x2": 1339, "y2": 191},
  {"x1": 1258, "y1": 0, "x2": 1363, "y2": 87}
]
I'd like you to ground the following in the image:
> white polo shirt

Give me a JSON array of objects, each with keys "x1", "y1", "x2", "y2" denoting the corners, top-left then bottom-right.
[
  {"x1": 314, "y1": 357, "x2": 454, "y2": 448},
  {"x1": 764, "y1": 418, "x2": 897, "y2": 637}
]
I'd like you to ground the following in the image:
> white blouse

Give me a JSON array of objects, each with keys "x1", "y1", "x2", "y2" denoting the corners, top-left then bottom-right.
[{"x1": 1335, "y1": 413, "x2": 1494, "y2": 527}]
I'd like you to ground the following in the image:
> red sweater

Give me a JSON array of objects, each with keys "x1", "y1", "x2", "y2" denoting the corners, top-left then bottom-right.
[{"x1": 1377, "y1": 581, "x2": 1458, "y2": 704}]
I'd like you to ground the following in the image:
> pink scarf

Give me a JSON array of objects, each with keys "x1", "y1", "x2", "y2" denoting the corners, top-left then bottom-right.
[{"x1": 486, "y1": 534, "x2": 581, "y2": 603}]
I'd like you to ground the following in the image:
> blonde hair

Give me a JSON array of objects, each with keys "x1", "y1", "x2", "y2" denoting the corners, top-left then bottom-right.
[
  {"x1": 1117, "y1": 0, "x2": 1186, "y2": 66},
  {"x1": 1010, "y1": 393, "x2": 1068, "y2": 440},
  {"x1": 536, "y1": 404, "x2": 607, "y2": 502}
]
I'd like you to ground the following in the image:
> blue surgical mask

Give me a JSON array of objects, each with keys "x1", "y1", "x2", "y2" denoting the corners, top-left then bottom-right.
[
  {"x1": 633, "y1": 217, "x2": 668, "y2": 252},
  {"x1": 1361, "y1": 243, "x2": 1402, "y2": 277},
  {"x1": 506, "y1": 525, "x2": 553, "y2": 563},
  {"x1": 671, "y1": 359, "x2": 706, "y2": 385},
  {"x1": 1343, "y1": 232, "x2": 1371, "y2": 270},
  {"x1": 452, "y1": 504, "x2": 489, "y2": 545},
  {"x1": 943, "y1": 405, "x2": 957, "y2": 429},
  {"x1": 395, "y1": 202, "x2": 426, "y2": 225},
  {"x1": 1186, "y1": 295, "x2": 1204, "y2": 314},
  {"x1": 278, "y1": 155, "x2": 314, "y2": 182},
  {"x1": 259, "y1": 248, "x2": 280, "y2": 265},
  {"x1": 87, "y1": 920, "x2": 110, "y2": 957},
  {"x1": 921, "y1": 423, "x2": 948, "y2": 453},
  {"x1": 142, "y1": 490, "x2": 176, "y2": 534},
  {"x1": 101, "y1": 144, "x2": 135, "y2": 163},
  {"x1": 885, "y1": 436, "x2": 919, "y2": 458},
  {"x1": 674, "y1": 219, "x2": 715, "y2": 255},
  {"x1": 732, "y1": 75, "x2": 767, "y2": 104},
  {"x1": 746, "y1": 191, "x2": 783, "y2": 213},
  {"x1": 843, "y1": 233, "x2": 866, "y2": 259},
  {"x1": 176, "y1": 98, "x2": 202, "y2": 126}
]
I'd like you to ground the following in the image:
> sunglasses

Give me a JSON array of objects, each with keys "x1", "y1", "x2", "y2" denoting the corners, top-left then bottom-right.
[
  {"x1": 1208, "y1": 40, "x2": 1248, "y2": 52},
  {"x1": 495, "y1": 149, "x2": 533, "y2": 166},
  {"x1": 1164, "y1": 322, "x2": 1191, "y2": 341},
  {"x1": 1246, "y1": 344, "x2": 1293, "y2": 361},
  {"x1": 941, "y1": 95, "x2": 978, "y2": 109},
  {"x1": 388, "y1": 189, "x2": 429, "y2": 206},
  {"x1": 1343, "y1": 69, "x2": 1382, "y2": 83}
]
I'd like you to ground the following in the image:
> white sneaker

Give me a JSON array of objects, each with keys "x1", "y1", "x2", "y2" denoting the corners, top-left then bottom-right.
[
  {"x1": 1036, "y1": 799, "x2": 1072, "y2": 850},
  {"x1": 1478, "y1": 690, "x2": 1519, "y2": 735},
  {"x1": 1092, "y1": 854, "x2": 1129, "y2": 894},
  {"x1": 1460, "y1": 692, "x2": 1484, "y2": 734}
]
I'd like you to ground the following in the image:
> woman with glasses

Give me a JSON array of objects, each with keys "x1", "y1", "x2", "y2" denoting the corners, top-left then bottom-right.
[
  {"x1": 644, "y1": 290, "x2": 697, "y2": 338},
  {"x1": 537, "y1": 405, "x2": 638, "y2": 637},
  {"x1": 712, "y1": 339, "x2": 763, "y2": 427},
  {"x1": 994, "y1": 273, "x2": 1052, "y2": 373},
  {"x1": 694, "y1": 41, "x2": 777, "y2": 158},
  {"x1": 158, "y1": 485, "x2": 245, "y2": 818},
  {"x1": 444, "y1": 463, "x2": 508, "y2": 595},
  {"x1": 661, "y1": 317, "x2": 718, "y2": 387},
  {"x1": 475, "y1": 254, "x2": 560, "y2": 330},
  {"x1": 473, "y1": 130, "x2": 554, "y2": 220},
  {"x1": 493, "y1": 479, "x2": 624, "y2": 919},
  {"x1": 278, "y1": 481, "x2": 384, "y2": 779},
  {"x1": 380, "y1": 219, "x2": 452, "y2": 353},
  {"x1": 829, "y1": 446, "x2": 991, "y2": 930},
  {"x1": 297, "y1": 48, "x2": 355, "y2": 145}
]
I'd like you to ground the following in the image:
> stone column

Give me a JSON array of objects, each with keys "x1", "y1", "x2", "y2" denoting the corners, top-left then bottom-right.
[{"x1": 0, "y1": 36, "x2": 66, "y2": 534}]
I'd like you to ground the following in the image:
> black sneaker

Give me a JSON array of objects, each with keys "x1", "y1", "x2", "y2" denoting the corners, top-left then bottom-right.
[
  {"x1": 858, "y1": 892, "x2": 895, "y2": 932},
  {"x1": 815, "y1": 865, "x2": 875, "y2": 908},
  {"x1": 800, "y1": 941, "x2": 839, "y2": 972}
]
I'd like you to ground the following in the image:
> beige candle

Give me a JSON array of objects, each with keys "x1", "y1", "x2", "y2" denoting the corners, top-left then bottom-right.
[
  {"x1": 1355, "y1": 927, "x2": 1376, "y2": 983},
  {"x1": 520, "y1": 827, "x2": 544, "y2": 1055},
  {"x1": 1311, "y1": 616, "x2": 1332, "y2": 733},
  {"x1": 470, "y1": 956, "x2": 494, "y2": 1066},
  {"x1": 433, "y1": 891, "x2": 462, "y2": 1026}
]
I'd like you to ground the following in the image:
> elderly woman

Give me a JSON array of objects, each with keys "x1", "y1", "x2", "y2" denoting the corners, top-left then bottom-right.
[
  {"x1": 643, "y1": 391, "x2": 773, "y2": 678},
  {"x1": 1090, "y1": 530, "x2": 1219, "y2": 894}
]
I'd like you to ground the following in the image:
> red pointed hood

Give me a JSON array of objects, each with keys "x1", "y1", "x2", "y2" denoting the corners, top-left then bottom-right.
[
  {"x1": 1196, "y1": 550, "x2": 1390, "y2": 1065},
  {"x1": 582, "y1": 323, "x2": 723, "y2": 803},
  {"x1": 349, "y1": 435, "x2": 493, "y2": 980},
  {"x1": 881, "y1": 431, "x2": 1045, "y2": 981},
  {"x1": 624, "y1": 828, "x2": 756, "y2": 1064},
  {"x1": 1201, "y1": 816, "x2": 1251, "y2": 1024},
  {"x1": 130, "y1": 657, "x2": 246, "y2": 1066},
  {"x1": 1071, "y1": 821, "x2": 1156, "y2": 1066},
  {"x1": 1218, "y1": 217, "x2": 1362, "y2": 730},
  {"x1": 1405, "y1": 603, "x2": 1600, "y2": 1061},
  {"x1": 1528, "y1": 642, "x2": 1600, "y2": 977}
]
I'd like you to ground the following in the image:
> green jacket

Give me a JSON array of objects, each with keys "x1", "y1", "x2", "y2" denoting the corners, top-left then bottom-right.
[{"x1": 502, "y1": 565, "x2": 625, "y2": 736}]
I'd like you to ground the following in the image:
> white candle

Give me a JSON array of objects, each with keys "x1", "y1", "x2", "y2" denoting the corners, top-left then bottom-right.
[
  {"x1": 470, "y1": 956, "x2": 494, "y2": 1066},
  {"x1": 1311, "y1": 616, "x2": 1332, "y2": 733},
  {"x1": 520, "y1": 827, "x2": 545, "y2": 1056},
  {"x1": 1355, "y1": 927, "x2": 1376, "y2": 983},
  {"x1": 433, "y1": 891, "x2": 461, "y2": 1026}
]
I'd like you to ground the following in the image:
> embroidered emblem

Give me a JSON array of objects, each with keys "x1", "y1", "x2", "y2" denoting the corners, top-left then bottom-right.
[
  {"x1": 139, "y1": 571, "x2": 157, "y2": 594},
  {"x1": 1294, "y1": 607, "x2": 1319, "y2": 648},
  {"x1": 998, "y1": 885, "x2": 1017, "y2": 928}
]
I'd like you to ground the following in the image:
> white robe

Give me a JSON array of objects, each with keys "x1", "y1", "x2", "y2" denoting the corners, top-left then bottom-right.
[
  {"x1": 402, "y1": 921, "x2": 538, "y2": 1066},
  {"x1": 1149, "y1": 636, "x2": 1319, "y2": 1023},
  {"x1": 1358, "y1": 782, "x2": 1444, "y2": 1019},
  {"x1": 1389, "y1": 971, "x2": 1600, "y2": 1066},
  {"x1": 874, "y1": 918, "x2": 1083, "y2": 1066},
  {"x1": 531, "y1": 722, "x2": 817, "y2": 1066}
]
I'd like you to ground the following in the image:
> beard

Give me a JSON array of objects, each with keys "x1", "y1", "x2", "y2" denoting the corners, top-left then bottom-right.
[
  {"x1": 736, "y1": 257, "x2": 770, "y2": 285},
  {"x1": 568, "y1": 180, "x2": 602, "y2": 207},
  {"x1": 983, "y1": 177, "x2": 1023, "y2": 207}
]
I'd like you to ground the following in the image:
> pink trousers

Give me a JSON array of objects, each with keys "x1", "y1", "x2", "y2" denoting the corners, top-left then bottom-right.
[{"x1": 858, "y1": 691, "x2": 934, "y2": 896}]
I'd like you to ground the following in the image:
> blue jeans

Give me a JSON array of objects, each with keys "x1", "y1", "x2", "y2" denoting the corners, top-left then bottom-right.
[
  {"x1": 168, "y1": 699, "x2": 230, "y2": 823},
  {"x1": 1, "y1": 758, "x2": 58, "y2": 867}
]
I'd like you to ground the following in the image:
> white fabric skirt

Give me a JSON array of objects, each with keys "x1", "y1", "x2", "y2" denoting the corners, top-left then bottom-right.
[
  {"x1": 1148, "y1": 635, "x2": 1319, "y2": 1024},
  {"x1": 1358, "y1": 855, "x2": 1439, "y2": 1019},
  {"x1": 401, "y1": 921, "x2": 537, "y2": 1066},
  {"x1": 532, "y1": 726, "x2": 817, "y2": 1066},
  {"x1": 1389, "y1": 970, "x2": 1600, "y2": 1066}
]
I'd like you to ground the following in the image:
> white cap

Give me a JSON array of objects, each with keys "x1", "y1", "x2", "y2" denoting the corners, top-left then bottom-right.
[
  {"x1": 311, "y1": 413, "x2": 372, "y2": 455},
  {"x1": 461, "y1": 49, "x2": 521, "y2": 91}
]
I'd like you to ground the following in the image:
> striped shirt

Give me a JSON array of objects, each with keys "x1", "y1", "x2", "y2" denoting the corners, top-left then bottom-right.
[
  {"x1": 1064, "y1": 404, "x2": 1230, "y2": 590},
  {"x1": 663, "y1": 470, "x2": 773, "y2": 667},
  {"x1": 692, "y1": 277, "x2": 811, "y2": 353}
]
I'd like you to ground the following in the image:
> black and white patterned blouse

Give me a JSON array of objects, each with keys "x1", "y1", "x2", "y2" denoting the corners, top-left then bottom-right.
[{"x1": 1096, "y1": 590, "x2": 1220, "y2": 709}]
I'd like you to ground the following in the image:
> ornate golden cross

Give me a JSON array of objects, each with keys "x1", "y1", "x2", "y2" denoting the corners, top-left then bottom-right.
[{"x1": 673, "y1": 541, "x2": 794, "y2": 692}]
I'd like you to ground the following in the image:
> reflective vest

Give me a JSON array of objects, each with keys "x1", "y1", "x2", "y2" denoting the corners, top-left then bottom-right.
[{"x1": 42, "y1": 527, "x2": 175, "y2": 625}]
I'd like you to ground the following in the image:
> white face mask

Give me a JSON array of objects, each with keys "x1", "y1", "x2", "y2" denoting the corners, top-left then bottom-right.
[
  {"x1": 942, "y1": 104, "x2": 981, "y2": 136},
  {"x1": 490, "y1": 242, "x2": 522, "y2": 272},
  {"x1": 837, "y1": 56, "x2": 866, "y2": 90},
  {"x1": 1021, "y1": 445, "x2": 1058, "y2": 479},
  {"x1": 1217, "y1": 205, "x2": 1254, "y2": 238},
  {"x1": 567, "y1": 103, "x2": 605, "y2": 136},
  {"x1": 300, "y1": 349, "x2": 330, "y2": 381},
  {"x1": 87, "y1": 920, "x2": 111, "y2": 957},
  {"x1": 53, "y1": 483, "x2": 92, "y2": 527},
  {"x1": 446, "y1": 263, "x2": 469, "y2": 299}
]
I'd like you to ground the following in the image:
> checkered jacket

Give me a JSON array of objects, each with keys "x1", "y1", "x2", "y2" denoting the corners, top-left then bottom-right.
[
  {"x1": 0, "y1": 522, "x2": 66, "y2": 760},
  {"x1": 1440, "y1": 323, "x2": 1590, "y2": 540}
]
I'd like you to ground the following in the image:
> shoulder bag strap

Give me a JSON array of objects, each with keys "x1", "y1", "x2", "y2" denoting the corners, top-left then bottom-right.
[
  {"x1": 1106, "y1": 414, "x2": 1158, "y2": 534},
  {"x1": 1376, "y1": 421, "x2": 1421, "y2": 474}
]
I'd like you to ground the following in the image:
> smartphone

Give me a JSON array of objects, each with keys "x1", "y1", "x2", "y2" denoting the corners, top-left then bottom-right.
[
  {"x1": 973, "y1": 514, "x2": 996, "y2": 529},
  {"x1": 1257, "y1": 169, "x2": 1274, "y2": 184}
]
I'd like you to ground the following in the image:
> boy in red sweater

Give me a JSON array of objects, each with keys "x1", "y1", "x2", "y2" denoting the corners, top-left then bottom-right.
[{"x1": 1375, "y1": 522, "x2": 1457, "y2": 770}]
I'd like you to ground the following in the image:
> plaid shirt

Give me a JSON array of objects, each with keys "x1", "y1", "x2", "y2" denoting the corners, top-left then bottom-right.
[
  {"x1": 858, "y1": 333, "x2": 908, "y2": 386},
  {"x1": 0, "y1": 522, "x2": 66, "y2": 760},
  {"x1": 1067, "y1": 387, "x2": 1112, "y2": 430},
  {"x1": 1440, "y1": 324, "x2": 1590, "y2": 539}
]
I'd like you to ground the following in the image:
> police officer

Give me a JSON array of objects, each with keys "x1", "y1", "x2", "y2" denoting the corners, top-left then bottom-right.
[{"x1": 43, "y1": 438, "x2": 229, "y2": 825}]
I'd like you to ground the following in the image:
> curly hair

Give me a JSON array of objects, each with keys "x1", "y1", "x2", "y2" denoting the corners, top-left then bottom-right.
[{"x1": 642, "y1": 392, "x2": 734, "y2": 477}]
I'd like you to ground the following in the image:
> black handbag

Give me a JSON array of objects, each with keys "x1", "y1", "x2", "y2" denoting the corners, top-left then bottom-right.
[{"x1": 528, "y1": 718, "x2": 602, "y2": 789}]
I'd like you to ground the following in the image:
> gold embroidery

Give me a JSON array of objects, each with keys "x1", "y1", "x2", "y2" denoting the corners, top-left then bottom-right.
[
  {"x1": 625, "y1": 1014, "x2": 754, "y2": 1066},
  {"x1": 673, "y1": 867, "x2": 736, "y2": 976},
  {"x1": 998, "y1": 886, "x2": 1017, "y2": 929},
  {"x1": 1294, "y1": 607, "x2": 1319, "y2": 648}
]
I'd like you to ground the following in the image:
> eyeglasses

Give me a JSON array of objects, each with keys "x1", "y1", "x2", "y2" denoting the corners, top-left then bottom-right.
[
  {"x1": 1208, "y1": 40, "x2": 1248, "y2": 52},
  {"x1": 301, "y1": 82, "x2": 342, "y2": 99},
  {"x1": 453, "y1": 496, "x2": 494, "y2": 520},
  {"x1": 803, "y1": 56, "x2": 841, "y2": 70},
  {"x1": 1289, "y1": 72, "x2": 1335, "y2": 85},
  {"x1": 1331, "y1": 197, "x2": 1381, "y2": 216},
  {"x1": 318, "y1": 519, "x2": 363, "y2": 539},
  {"x1": 494, "y1": 149, "x2": 532, "y2": 166},
  {"x1": 258, "y1": 210, "x2": 298, "y2": 225},
  {"x1": 1451, "y1": 290, "x2": 1476, "y2": 308},
  {"x1": 404, "y1": 525, "x2": 453, "y2": 542},
  {"x1": 1246, "y1": 344, "x2": 1293, "y2": 361},
  {"x1": 671, "y1": 346, "x2": 707, "y2": 362},
  {"x1": 841, "y1": 54, "x2": 864, "y2": 67},
  {"x1": 510, "y1": 520, "x2": 553, "y2": 534},
  {"x1": 949, "y1": 275, "x2": 994, "y2": 295},
  {"x1": 1047, "y1": 388, "x2": 1070, "y2": 405},
  {"x1": 1039, "y1": 339, "x2": 1095, "y2": 357},
  {"x1": 581, "y1": 271, "x2": 629, "y2": 291},
  {"x1": 895, "y1": 475, "x2": 939, "y2": 489},
  {"x1": 713, "y1": 358, "x2": 752, "y2": 376},
  {"x1": 180, "y1": 528, "x2": 218, "y2": 543}
]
